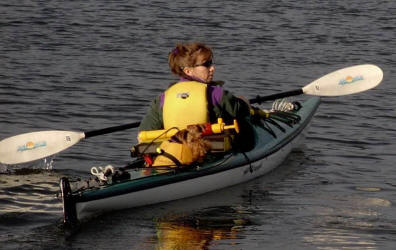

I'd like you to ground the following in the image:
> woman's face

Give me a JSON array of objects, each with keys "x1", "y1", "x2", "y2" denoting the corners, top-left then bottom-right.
[{"x1": 183, "y1": 55, "x2": 215, "y2": 83}]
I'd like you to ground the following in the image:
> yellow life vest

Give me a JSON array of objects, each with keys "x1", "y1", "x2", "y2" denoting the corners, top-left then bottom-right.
[{"x1": 163, "y1": 81, "x2": 209, "y2": 130}]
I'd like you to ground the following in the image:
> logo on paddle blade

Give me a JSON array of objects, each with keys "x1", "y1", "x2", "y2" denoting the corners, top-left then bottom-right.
[
  {"x1": 339, "y1": 75, "x2": 364, "y2": 85},
  {"x1": 17, "y1": 141, "x2": 47, "y2": 152}
]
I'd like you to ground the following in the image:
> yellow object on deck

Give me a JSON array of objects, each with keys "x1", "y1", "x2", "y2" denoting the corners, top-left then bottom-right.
[{"x1": 138, "y1": 118, "x2": 239, "y2": 143}]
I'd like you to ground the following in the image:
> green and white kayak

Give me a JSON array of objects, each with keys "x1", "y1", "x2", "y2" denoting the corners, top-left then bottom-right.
[{"x1": 60, "y1": 97, "x2": 320, "y2": 225}]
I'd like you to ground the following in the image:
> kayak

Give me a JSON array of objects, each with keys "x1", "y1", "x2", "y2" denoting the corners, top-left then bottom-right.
[{"x1": 60, "y1": 97, "x2": 320, "y2": 225}]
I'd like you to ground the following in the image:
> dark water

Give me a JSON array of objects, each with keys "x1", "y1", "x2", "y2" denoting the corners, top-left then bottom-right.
[{"x1": 1, "y1": 0, "x2": 396, "y2": 249}]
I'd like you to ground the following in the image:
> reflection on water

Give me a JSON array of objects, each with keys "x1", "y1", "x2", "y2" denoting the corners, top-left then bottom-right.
[
  {"x1": 305, "y1": 229, "x2": 377, "y2": 250},
  {"x1": 155, "y1": 207, "x2": 248, "y2": 250},
  {"x1": 302, "y1": 193, "x2": 393, "y2": 250}
]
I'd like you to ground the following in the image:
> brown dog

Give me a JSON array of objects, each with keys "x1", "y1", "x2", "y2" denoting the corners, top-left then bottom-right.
[{"x1": 171, "y1": 124, "x2": 212, "y2": 163}]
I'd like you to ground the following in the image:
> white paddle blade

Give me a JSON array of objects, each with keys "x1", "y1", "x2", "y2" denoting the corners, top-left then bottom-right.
[
  {"x1": 302, "y1": 64, "x2": 383, "y2": 96},
  {"x1": 0, "y1": 131, "x2": 85, "y2": 165}
]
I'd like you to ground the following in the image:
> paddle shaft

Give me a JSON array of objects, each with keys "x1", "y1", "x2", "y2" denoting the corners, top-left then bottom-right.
[
  {"x1": 85, "y1": 88, "x2": 302, "y2": 139},
  {"x1": 84, "y1": 121, "x2": 140, "y2": 138},
  {"x1": 249, "y1": 89, "x2": 303, "y2": 104},
  {"x1": 84, "y1": 89, "x2": 300, "y2": 139},
  {"x1": 84, "y1": 88, "x2": 302, "y2": 140}
]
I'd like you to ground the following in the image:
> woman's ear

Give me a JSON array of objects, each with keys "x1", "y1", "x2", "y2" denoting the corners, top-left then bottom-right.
[{"x1": 183, "y1": 67, "x2": 193, "y2": 77}]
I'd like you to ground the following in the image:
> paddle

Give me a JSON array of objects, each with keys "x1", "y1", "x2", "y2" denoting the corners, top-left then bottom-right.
[
  {"x1": 0, "y1": 122, "x2": 140, "y2": 165},
  {"x1": 0, "y1": 64, "x2": 383, "y2": 165},
  {"x1": 249, "y1": 64, "x2": 383, "y2": 103}
]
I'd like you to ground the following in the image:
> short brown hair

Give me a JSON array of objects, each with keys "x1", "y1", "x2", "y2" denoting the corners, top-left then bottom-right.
[{"x1": 168, "y1": 42, "x2": 213, "y2": 77}]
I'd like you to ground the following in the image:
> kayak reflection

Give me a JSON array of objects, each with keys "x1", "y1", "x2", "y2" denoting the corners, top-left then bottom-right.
[{"x1": 154, "y1": 207, "x2": 249, "y2": 250}]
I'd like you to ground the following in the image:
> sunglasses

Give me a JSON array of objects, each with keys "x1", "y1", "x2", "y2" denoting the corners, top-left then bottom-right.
[{"x1": 194, "y1": 59, "x2": 214, "y2": 68}]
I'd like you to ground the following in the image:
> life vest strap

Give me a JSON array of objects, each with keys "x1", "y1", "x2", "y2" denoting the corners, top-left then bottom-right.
[{"x1": 156, "y1": 149, "x2": 182, "y2": 167}]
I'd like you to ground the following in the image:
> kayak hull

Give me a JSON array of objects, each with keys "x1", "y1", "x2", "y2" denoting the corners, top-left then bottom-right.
[
  {"x1": 62, "y1": 97, "x2": 320, "y2": 224},
  {"x1": 77, "y1": 139, "x2": 297, "y2": 220}
]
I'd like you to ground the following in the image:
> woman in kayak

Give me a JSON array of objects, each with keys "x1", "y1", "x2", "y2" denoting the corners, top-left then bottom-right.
[{"x1": 138, "y1": 42, "x2": 254, "y2": 154}]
